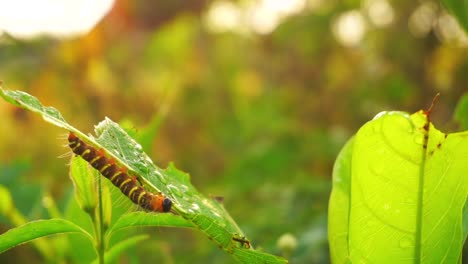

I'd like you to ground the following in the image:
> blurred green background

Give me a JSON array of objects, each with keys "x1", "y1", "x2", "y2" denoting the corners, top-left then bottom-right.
[{"x1": 0, "y1": 0, "x2": 467, "y2": 263}]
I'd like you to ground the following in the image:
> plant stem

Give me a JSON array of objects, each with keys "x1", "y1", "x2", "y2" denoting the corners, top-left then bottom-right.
[{"x1": 94, "y1": 173, "x2": 105, "y2": 264}]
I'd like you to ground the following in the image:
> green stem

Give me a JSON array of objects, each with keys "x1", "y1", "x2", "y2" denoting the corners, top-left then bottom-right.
[{"x1": 92, "y1": 173, "x2": 105, "y2": 264}]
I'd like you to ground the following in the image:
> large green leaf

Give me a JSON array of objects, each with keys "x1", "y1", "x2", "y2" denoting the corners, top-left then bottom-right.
[
  {"x1": 0, "y1": 219, "x2": 92, "y2": 253},
  {"x1": 0, "y1": 88, "x2": 287, "y2": 264},
  {"x1": 329, "y1": 110, "x2": 468, "y2": 263}
]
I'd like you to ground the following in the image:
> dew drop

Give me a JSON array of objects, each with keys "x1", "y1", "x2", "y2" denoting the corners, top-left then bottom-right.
[
  {"x1": 145, "y1": 156, "x2": 154, "y2": 165},
  {"x1": 191, "y1": 203, "x2": 200, "y2": 211},
  {"x1": 179, "y1": 184, "x2": 189, "y2": 192},
  {"x1": 212, "y1": 212, "x2": 221, "y2": 218},
  {"x1": 158, "y1": 176, "x2": 167, "y2": 184},
  {"x1": 217, "y1": 221, "x2": 226, "y2": 228},
  {"x1": 167, "y1": 184, "x2": 183, "y2": 197}
]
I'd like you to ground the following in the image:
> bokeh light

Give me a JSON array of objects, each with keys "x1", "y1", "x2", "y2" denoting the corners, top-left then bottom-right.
[
  {"x1": 0, "y1": 0, "x2": 114, "y2": 38},
  {"x1": 332, "y1": 10, "x2": 367, "y2": 47}
]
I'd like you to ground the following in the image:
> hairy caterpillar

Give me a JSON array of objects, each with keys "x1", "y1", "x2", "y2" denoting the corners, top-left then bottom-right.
[{"x1": 68, "y1": 132, "x2": 172, "y2": 213}]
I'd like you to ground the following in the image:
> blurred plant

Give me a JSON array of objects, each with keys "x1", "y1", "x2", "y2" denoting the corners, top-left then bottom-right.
[{"x1": 441, "y1": 0, "x2": 468, "y2": 31}]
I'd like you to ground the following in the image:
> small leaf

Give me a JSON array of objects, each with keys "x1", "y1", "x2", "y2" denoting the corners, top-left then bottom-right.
[
  {"x1": 0, "y1": 185, "x2": 55, "y2": 260},
  {"x1": 0, "y1": 219, "x2": 92, "y2": 253},
  {"x1": 64, "y1": 197, "x2": 98, "y2": 263},
  {"x1": 69, "y1": 156, "x2": 98, "y2": 213}
]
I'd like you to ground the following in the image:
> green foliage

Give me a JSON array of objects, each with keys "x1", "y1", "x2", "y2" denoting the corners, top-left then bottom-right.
[
  {"x1": 0, "y1": 2, "x2": 466, "y2": 262},
  {"x1": 454, "y1": 93, "x2": 468, "y2": 130},
  {"x1": 0, "y1": 219, "x2": 91, "y2": 254},
  {"x1": 329, "y1": 110, "x2": 468, "y2": 263},
  {"x1": 0, "y1": 88, "x2": 287, "y2": 264}
]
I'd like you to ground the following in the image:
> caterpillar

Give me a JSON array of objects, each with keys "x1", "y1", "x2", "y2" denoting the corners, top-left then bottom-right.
[{"x1": 68, "y1": 132, "x2": 172, "y2": 213}]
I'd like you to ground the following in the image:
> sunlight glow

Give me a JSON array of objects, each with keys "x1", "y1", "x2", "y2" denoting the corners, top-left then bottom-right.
[
  {"x1": 408, "y1": 1, "x2": 437, "y2": 38},
  {"x1": 249, "y1": 0, "x2": 306, "y2": 34},
  {"x1": 365, "y1": 0, "x2": 394, "y2": 27},
  {"x1": 332, "y1": 10, "x2": 366, "y2": 47},
  {"x1": 0, "y1": 0, "x2": 114, "y2": 38},
  {"x1": 204, "y1": 0, "x2": 307, "y2": 35},
  {"x1": 204, "y1": 1, "x2": 242, "y2": 33},
  {"x1": 408, "y1": 2, "x2": 467, "y2": 46},
  {"x1": 435, "y1": 13, "x2": 468, "y2": 46}
]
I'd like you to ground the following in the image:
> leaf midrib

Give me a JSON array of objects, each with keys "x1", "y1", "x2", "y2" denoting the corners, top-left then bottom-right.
[{"x1": 415, "y1": 116, "x2": 430, "y2": 264}]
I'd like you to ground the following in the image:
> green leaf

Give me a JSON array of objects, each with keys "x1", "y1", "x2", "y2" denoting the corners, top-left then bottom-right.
[
  {"x1": 328, "y1": 138, "x2": 354, "y2": 264},
  {"x1": 69, "y1": 156, "x2": 98, "y2": 213},
  {"x1": 108, "y1": 211, "x2": 195, "y2": 234},
  {"x1": 64, "y1": 195, "x2": 98, "y2": 264},
  {"x1": 92, "y1": 113, "x2": 287, "y2": 264},
  {"x1": 0, "y1": 89, "x2": 72, "y2": 130},
  {"x1": 329, "y1": 111, "x2": 468, "y2": 263},
  {"x1": 0, "y1": 88, "x2": 287, "y2": 264},
  {"x1": 454, "y1": 93, "x2": 468, "y2": 130},
  {"x1": 0, "y1": 185, "x2": 56, "y2": 261},
  {"x1": 91, "y1": 234, "x2": 149, "y2": 264},
  {"x1": 441, "y1": 0, "x2": 468, "y2": 31},
  {"x1": 0, "y1": 219, "x2": 93, "y2": 254},
  {"x1": 0, "y1": 185, "x2": 14, "y2": 216}
]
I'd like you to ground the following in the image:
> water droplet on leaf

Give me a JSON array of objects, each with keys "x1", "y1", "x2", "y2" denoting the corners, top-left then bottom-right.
[{"x1": 167, "y1": 184, "x2": 182, "y2": 197}]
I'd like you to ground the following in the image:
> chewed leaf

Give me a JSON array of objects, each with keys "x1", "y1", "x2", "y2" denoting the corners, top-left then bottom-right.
[
  {"x1": 0, "y1": 88, "x2": 287, "y2": 264},
  {"x1": 92, "y1": 118, "x2": 287, "y2": 263},
  {"x1": 109, "y1": 212, "x2": 195, "y2": 234},
  {"x1": 0, "y1": 89, "x2": 71, "y2": 130},
  {"x1": 329, "y1": 111, "x2": 468, "y2": 263}
]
